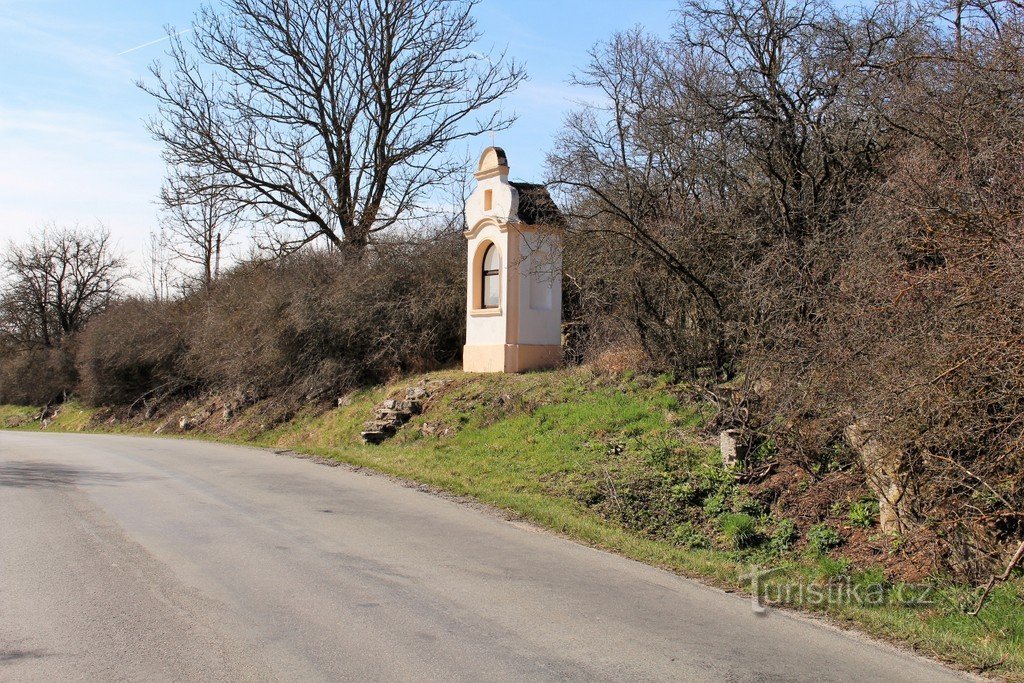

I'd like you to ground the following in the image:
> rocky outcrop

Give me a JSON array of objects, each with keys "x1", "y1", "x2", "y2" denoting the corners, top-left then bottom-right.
[{"x1": 178, "y1": 406, "x2": 214, "y2": 432}]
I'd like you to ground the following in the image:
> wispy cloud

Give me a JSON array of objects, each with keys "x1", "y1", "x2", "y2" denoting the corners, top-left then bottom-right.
[
  {"x1": 117, "y1": 27, "x2": 193, "y2": 56},
  {"x1": 0, "y1": 2, "x2": 182, "y2": 263}
]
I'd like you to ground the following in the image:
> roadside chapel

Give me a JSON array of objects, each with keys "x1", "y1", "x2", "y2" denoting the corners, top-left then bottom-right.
[{"x1": 462, "y1": 148, "x2": 564, "y2": 373}]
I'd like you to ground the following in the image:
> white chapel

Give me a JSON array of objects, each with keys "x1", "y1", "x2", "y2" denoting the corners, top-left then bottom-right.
[{"x1": 462, "y1": 147, "x2": 563, "y2": 373}]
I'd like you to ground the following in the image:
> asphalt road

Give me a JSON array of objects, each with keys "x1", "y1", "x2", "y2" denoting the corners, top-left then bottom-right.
[{"x1": 0, "y1": 431, "x2": 970, "y2": 682}]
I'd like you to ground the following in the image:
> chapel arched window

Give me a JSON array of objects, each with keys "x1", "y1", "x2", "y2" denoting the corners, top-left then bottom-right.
[{"x1": 482, "y1": 243, "x2": 500, "y2": 309}]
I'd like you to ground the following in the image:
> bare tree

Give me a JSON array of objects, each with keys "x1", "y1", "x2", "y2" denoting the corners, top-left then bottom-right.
[
  {"x1": 141, "y1": 0, "x2": 525, "y2": 257},
  {"x1": 144, "y1": 226, "x2": 178, "y2": 301},
  {"x1": 0, "y1": 225, "x2": 128, "y2": 349},
  {"x1": 160, "y1": 169, "x2": 243, "y2": 289},
  {"x1": 550, "y1": 0, "x2": 920, "y2": 373},
  {"x1": 548, "y1": 28, "x2": 736, "y2": 372}
]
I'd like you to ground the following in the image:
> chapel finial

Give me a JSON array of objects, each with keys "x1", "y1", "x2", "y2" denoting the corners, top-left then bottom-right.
[{"x1": 475, "y1": 147, "x2": 509, "y2": 180}]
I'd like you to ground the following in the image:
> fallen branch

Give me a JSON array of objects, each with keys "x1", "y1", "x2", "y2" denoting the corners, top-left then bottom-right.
[
  {"x1": 603, "y1": 466, "x2": 623, "y2": 517},
  {"x1": 127, "y1": 380, "x2": 190, "y2": 417},
  {"x1": 977, "y1": 653, "x2": 1010, "y2": 674},
  {"x1": 968, "y1": 540, "x2": 1024, "y2": 616},
  {"x1": 736, "y1": 461, "x2": 777, "y2": 483},
  {"x1": 37, "y1": 391, "x2": 68, "y2": 426}
]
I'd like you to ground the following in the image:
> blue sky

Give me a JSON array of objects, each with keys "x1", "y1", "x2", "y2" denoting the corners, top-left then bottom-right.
[{"x1": 0, "y1": 0, "x2": 676, "y2": 268}]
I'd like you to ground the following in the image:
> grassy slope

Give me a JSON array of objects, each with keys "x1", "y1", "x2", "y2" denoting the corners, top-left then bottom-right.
[
  {"x1": 261, "y1": 370, "x2": 737, "y2": 582},
  {"x1": 2, "y1": 369, "x2": 1021, "y2": 680}
]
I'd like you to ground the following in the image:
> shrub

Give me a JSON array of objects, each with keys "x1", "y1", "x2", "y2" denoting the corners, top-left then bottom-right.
[
  {"x1": 848, "y1": 499, "x2": 879, "y2": 529},
  {"x1": 852, "y1": 566, "x2": 890, "y2": 593},
  {"x1": 807, "y1": 523, "x2": 843, "y2": 555},
  {"x1": 184, "y1": 237, "x2": 464, "y2": 398},
  {"x1": 718, "y1": 513, "x2": 760, "y2": 550},
  {"x1": 0, "y1": 344, "x2": 76, "y2": 405},
  {"x1": 770, "y1": 519, "x2": 799, "y2": 553},
  {"x1": 671, "y1": 521, "x2": 709, "y2": 549},
  {"x1": 817, "y1": 555, "x2": 852, "y2": 580},
  {"x1": 702, "y1": 491, "x2": 729, "y2": 518},
  {"x1": 731, "y1": 493, "x2": 764, "y2": 517},
  {"x1": 76, "y1": 298, "x2": 191, "y2": 406}
]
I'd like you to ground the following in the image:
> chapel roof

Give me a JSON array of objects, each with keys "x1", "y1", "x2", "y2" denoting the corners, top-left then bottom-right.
[{"x1": 510, "y1": 182, "x2": 563, "y2": 227}]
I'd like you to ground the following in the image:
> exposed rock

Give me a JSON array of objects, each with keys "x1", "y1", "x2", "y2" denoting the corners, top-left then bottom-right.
[
  {"x1": 375, "y1": 408, "x2": 410, "y2": 422},
  {"x1": 420, "y1": 421, "x2": 453, "y2": 438},
  {"x1": 361, "y1": 383, "x2": 441, "y2": 444},
  {"x1": 360, "y1": 420, "x2": 397, "y2": 444},
  {"x1": 178, "y1": 407, "x2": 213, "y2": 432},
  {"x1": 720, "y1": 429, "x2": 747, "y2": 467}
]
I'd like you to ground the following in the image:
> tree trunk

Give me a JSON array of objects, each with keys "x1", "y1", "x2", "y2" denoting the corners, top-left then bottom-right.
[{"x1": 845, "y1": 420, "x2": 914, "y2": 534}]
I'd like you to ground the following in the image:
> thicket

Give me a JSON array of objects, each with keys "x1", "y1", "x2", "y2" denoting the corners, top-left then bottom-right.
[
  {"x1": 179, "y1": 238, "x2": 465, "y2": 398},
  {"x1": 550, "y1": 0, "x2": 1024, "y2": 579},
  {"x1": 79, "y1": 236, "x2": 464, "y2": 407},
  {"x1": 2, "y1": 233, "x2": 463, "y2": 410},
  {"x1": 76, "y1": 298, "x2": 192, "y2": 406},
  {"x1": 0, "y1": 226, "x2": 126, "y2": 405}
]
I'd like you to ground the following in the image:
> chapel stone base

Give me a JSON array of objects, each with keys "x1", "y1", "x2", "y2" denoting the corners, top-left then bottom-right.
[{"x1": 463, "y1": 344, "x2": 562, "y2": 373}]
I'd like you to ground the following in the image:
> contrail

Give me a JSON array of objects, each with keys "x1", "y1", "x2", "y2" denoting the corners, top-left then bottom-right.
[{"x1": 117, "y1": 27, "x2": 193, "y2": 56}]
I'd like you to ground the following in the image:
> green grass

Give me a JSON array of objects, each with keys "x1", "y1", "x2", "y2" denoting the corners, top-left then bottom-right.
[
  {"x1": 47, "y1": 402, "x2": 95, "y2": 431},
  {"x1": 2, "y1": 368, "x2": 1021, "y2": 680},
  {"x1": 0, "y1": 404, "x2": 36, "y2": 427},
  {"x1": 0, "y1": 402, "x2": 96, "y2": 431}
]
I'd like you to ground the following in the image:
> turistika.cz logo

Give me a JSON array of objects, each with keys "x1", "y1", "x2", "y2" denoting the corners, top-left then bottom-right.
[{"x1": 739, "y1": 565, "x2": 938, "y2": 616}]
